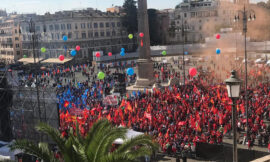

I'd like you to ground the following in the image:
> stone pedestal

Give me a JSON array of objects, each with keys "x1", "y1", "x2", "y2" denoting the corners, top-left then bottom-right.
[{"x1": 134, "y1": 59, "x2": 155, "y2": 88}]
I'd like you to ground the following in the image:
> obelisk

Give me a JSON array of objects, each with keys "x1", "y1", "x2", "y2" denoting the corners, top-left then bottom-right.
[{"x1": 135, "y1": 0, "x2": 155, "y2": 88}]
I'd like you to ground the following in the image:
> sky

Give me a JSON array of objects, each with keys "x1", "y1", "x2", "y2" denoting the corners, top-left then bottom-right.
[{"x1": 1, "y1": 0, "x2": 181, "y2": 14}]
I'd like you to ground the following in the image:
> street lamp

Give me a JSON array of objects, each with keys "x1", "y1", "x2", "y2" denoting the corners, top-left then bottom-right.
[
  {"x1": 225, "y1": 70, "x2": 242, "y2": 162},
  {"x1": 234, "y1": 5, "x2": 255, "y2": 144}
]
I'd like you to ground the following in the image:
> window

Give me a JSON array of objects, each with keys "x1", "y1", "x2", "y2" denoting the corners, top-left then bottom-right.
[
  {"x1": 100, "y1": 22, "x2": 104, "y2": 28},
  {"x1": 82, "y1": 32, "x2": 86, "y2": 39},
  {"x1": 81, "y1": 23, "x2": 86, "y2": 29},
  {"x1": 49, "y1": 25, "x2": 54, "y2": 31},
  {"x1": 61, "y1": 24, "x2": 66, "y2": 30},
  {"x1": 100, "y1": 31, "x2": 105, "y2": 37},
  {"x1": 94, "y1": 23, "x2": 98, "y2": 28},
  {"x1": 94, "y1": 32, "x2": 99, "y2": 37},
  {"x1": 199, "y1": 26, "x2": 202, "y2": 30},
  {"x1": 68, "y1": 32, "x2": 72, "y2": 39},
  {"x1": 111, "y1": 22, "x2": 115, "y2": 27},
  {"x1": 16, "y1": 44, "x2": 20, "y2": 48},
  {"x1": 117, "y1": 22, "x2": 121, "y2": 27},
  {"x1": 106, "y1": 22, "x2": 110, "y2": 28},
  {"x1": 55, "y1": 24, "x2": 59, "y2": 30},
  {"x1": 56, "y1": 33, "x2": 60, "y2": 40},
  {"x1": 51, "y1": 33, "x2": 54, "y2": 39},
  {"x1": 15, "y1": 37, "x2": 19, "y2": 41},
  {"x1": 184, "y1": 13, "x2": 187, "y2": 17},
  {"x1": 112, "y1": 30, "x2": 116, "y2": 36},
  {"x1": 75, "y1": 33, "x2": 78, "y2": 39},
  {"x1": 75, "y1": 23, "x2": 78, "y2": 30},
  {"x1": 67, "y1": 24, "x2": 72, "y2": 30},
  {"x1": 106, "y1": 31, "x2": 110, "y2": 37},
  {"x1": 87, "y1": 23, "x2": 92, "y2": 28},
  {"x1": 88, "y1": 32, "x2": 93, "y2": 38},
  {"x1": 15, "y1": 29, "x2": 17, "y2": 33}
]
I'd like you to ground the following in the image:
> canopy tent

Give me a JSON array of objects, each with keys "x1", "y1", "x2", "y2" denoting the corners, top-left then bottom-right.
[
  {"x1": 17, "y1": 58, "x2": 44, "y2": 64},
  {"x1": 266, "y1": 60, "x2": 270, "y2": 65},
  {"x1": 255, "y1": 58, "x2": 264, "y2": 64},
  {"x1": 114, "y1": 129, "x2": 144, "y2": 144},
  {"x1": 0, "y1": 141, "x2": 22, "y2": 160},
  {"x1": 41, "y1": 58, "x2": 73, "y2": 64}
]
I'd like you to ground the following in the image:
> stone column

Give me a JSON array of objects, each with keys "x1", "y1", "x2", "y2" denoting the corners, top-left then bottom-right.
[{"x1": 135, "y1": 0, "x2": 155, "y2": 88}]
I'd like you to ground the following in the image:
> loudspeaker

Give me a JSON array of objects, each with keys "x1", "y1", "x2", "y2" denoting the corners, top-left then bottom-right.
[{"x1": 0, "y1": 71, "x2": 12, "y2": 141}]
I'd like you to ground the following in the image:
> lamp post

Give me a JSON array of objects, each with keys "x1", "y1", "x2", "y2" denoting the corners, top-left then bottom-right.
[
  {"x1": 234, "y1": 5, "x2": 255, "y2": 143},
  {"x1": 177, "y1": 19, "x2": 188, "y2": 85},
  {"x1": 225, "y1": 70, "x2": 242, "y2": 162}
]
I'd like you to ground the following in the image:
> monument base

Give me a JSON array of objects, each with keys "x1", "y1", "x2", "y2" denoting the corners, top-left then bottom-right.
[{"x1": 134, "y1": 59, "x2": 155, "y2": 88}]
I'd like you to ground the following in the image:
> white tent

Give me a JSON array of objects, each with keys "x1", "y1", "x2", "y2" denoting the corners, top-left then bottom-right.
[
  {"x1": 267, "y1": 60, "x2": 270, "y2": 65},
  {"x1": 0, "y1": 141, "x2": 22, "y2": 160},
  {"x1": 255, "y1": 58, "x2": 264, "y2": 64},
  {"x1": 114, "y1": 129, "x2": 144, "y2": 144}
]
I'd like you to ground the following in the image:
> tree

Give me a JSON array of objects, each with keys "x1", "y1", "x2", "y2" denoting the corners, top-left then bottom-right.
[
  {"x1": 122, "y1": 0, "x2": 138, "y2": 34},
  {"x1": 10, "y1": 120, "x2": 158, "y2": 162},
  {"x1": 148, "y1": 9, "x2": 162, "y2": 45}
]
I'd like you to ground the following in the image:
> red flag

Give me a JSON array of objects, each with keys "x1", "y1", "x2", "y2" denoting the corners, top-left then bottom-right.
[
  {"x1": 144, "y1": 112, "x2": 152, "y2": 121},
  {"x1": 106, "y1": 114, "x2": 111, "y2": 121}
]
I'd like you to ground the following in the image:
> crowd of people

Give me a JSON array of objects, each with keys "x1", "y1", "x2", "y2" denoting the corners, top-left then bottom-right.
[
  {"x1": 7, "y1": 57, "x2": 270, "y2": 155},
  {"x1": 55, "y1": 61, "x2": 270, "y2": 154}
]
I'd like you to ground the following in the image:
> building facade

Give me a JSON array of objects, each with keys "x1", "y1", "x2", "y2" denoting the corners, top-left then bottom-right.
[
  {"x1": 0, "y1": 13, "x2": 21, "y2": 63},
  {"x1": 0, "y1": 8, "x2": 136, "y2": 63},
  {"x1": 169, "y1": 0, "x2": 237, "y2": 43}
]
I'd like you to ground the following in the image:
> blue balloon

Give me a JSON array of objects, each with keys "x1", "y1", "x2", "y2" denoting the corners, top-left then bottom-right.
[
  {"x1": 63, "y1": 35, "x2": 68, "y2": 42},
  {"x1": 184, "y1": 51, "x2": 188, "y2": 55},
  {"x1": 121, "y1": 48, "x2": 125, "y2": 52},
  {"x1": 216, "y1": 48, "x2": 221, "y2": 55},
  {"x1": 132, "y1": 91, "x2": 136, "y2": 96},
  {"x1": 127, "y1": 68, "x2": 134, "y2": 76},
  {"x1": 70, "y1": 50, "x2": 77, "y2": 56},
  {"x1": 120, "y1": 51, "x2": 125, "y2": 56}
]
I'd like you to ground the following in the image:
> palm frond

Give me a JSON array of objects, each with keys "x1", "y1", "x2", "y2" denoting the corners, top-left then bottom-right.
[
  {"x1": 100, "y1": 152, "x2": 138, "y2": 162},
  {"x1": 93, "y1": 127, "x2": 127, "y2": 161},
  {"x1": 35, "y1": 123, "x2": 66, "y2": 153},
  {"x1": 9, "y1": 140, "x2": 58, "y2": 162}
]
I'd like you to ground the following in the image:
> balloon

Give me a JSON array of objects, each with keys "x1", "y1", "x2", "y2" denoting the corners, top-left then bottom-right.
[
  {"x1": 120, "y1": 51, "x2": 125, "y2": 56},
  {"x1": 216, "y1": 34, "x2": 221, "y2": 39},
  {"x1": 97, "y1": 72, "x2": 105, "y2": 80},
  {"x1": 70, "y1": 50, "x2": 77, "y2": 56},
  {"x1": 128, "y1": 34, "x2": 133, "y2": 39},
  {"x1": 63, "y1": 35, "x2": 68, "y2": 42},
  {"x1": 162, "y1": 51, "x2": 167, "y2": 56},
  {"x1": 139, "y1": 32, "x2": 144, "y2": 38},
  {"x1": 76, "y1": 45, "x2": 80, "y2": 51},
  {"x1": 127, "y1": 68, "x2": 134, "y2": 76},
  {"x1": 41, "y1": 47, "x2": 46, "y2": 53},
  {"x1": 64, "y1": 101, "x2": 69, "y2": 107},
  {"x1": 23, "y1": 55, "x2": 27, "y2": 58},
  {"x1": 189, "y1": 68, "x2": 197, "y2": 77},
  {"x1": 108, "y1": 52, "x2": 112, "y2": 56},
  {"x1": 184, "y1": 51, "x2": 188, "y2": 55},
  {"x1": 59, "y1": 55, "x2": 65, "y2": 61},
  {"x1": 96, "y1": 52, "x2": 100, "y2": 57},
  {"x1": 216, "y1": 48, "x2": 221, "y2": 55},
  {"x1": 121, "y1": 48, "x2": 125, "y2": 52}
]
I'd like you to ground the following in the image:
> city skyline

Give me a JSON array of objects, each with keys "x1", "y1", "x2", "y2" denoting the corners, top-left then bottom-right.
[{"x1": 1, "y1": 0, "x2": 181, "y2": 14}]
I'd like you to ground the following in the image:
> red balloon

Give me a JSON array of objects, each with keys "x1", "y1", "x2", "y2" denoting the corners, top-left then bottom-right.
[
  {"x1": 139, "y1": 32, "x2": 144, "y2": 38},
  {"x1": 189, "y1": 68, "x2": 197, "y2": 77},
  {"x1": 108, "y1": 52, "x2": 112, "y2": 56},
  {"x1": 216, "y1": 34, "x2": 220, "y2": 39},
  {"x1": 96, "y1": 52, "x2": 100, "y2": 57},
  {"x1": 59, "y1": 55, "x2": 65, "y2": 61},
  {"x1": 76, "y1": 45, "x2": 80, "y2": 51}
]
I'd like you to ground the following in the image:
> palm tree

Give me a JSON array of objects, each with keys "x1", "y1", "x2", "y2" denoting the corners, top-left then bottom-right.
[{"x1": 10, "y1": 119, "x2": 158, "y2": 162}]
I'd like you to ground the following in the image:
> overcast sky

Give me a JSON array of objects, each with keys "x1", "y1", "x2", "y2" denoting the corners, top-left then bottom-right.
[{"x1": 1, "y1": 0, "x2": 181, "y2": 14}]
